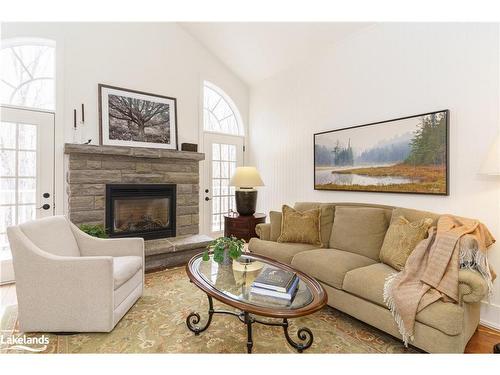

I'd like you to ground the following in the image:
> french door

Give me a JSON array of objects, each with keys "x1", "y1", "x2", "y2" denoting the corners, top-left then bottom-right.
[
  {"x1": 0, "y1": 106, "x2": 55, "y2": 284},
  {"x1": 202, "y1": 133, "x2": 244, "y2": 236}
]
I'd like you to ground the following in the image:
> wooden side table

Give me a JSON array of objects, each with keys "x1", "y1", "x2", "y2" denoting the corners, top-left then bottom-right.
[{"x1": 223, "y1": 212, "x2": 266, "y2": 242}]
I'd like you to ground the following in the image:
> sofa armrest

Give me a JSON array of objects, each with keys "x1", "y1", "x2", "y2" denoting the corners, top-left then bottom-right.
[
  {"x1": 70, "y1": 222, "x2": 144, "y2": 259},
  {"x1": 255, "y1": 223, "x2": 271, "y2": 241},
  {"x1": 459, "y1": 269, "x2": 488, "y2": 304}
]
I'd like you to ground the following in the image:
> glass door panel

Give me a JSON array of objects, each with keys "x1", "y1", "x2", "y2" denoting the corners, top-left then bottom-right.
[
  {"x1": 0, "y1": 106, "x2": 54, "y2": 284},
  {"x1": 202, "y1": 133, "x2": 243, "y2": 236}
]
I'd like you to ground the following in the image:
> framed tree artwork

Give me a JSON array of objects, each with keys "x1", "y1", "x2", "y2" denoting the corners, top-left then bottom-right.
[
  {"x1": 314, "y1": 110, "x2": 449, "y2": 195},
  {"x1": 99, "y1": 84, "x2": 178, "y2": 150}
]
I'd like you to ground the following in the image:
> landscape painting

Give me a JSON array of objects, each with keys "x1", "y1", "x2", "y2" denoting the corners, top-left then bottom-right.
[
  {"x1": 99, "y1": 84, "x2": 178, "y2": 150},
  {"x1": 314, "y1": 110, "x2": 449, "y2": 195}
]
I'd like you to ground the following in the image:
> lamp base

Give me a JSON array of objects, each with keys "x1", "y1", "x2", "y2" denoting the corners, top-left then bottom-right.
[{"x1": 235, "y1": 189, "x2": 257, "y2": 216}]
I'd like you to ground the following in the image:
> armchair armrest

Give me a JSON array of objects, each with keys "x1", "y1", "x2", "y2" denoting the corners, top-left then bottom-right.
[
  {"x1": 255, "y1": 223, "x2": 271, "y2": 241},
  {"x1": 70, "y1": 222, "x2": 144, "y2": 258},
  {"x1": 459, "y1": 269, "x2": 488, "y2": 304}
]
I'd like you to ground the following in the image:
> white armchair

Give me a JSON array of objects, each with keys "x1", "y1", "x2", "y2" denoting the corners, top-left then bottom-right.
[{"x1": 7, "y1": 215, "x2": 144, "y2": 333}]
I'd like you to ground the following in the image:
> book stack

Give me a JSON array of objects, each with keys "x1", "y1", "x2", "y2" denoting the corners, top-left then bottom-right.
[{"x1": 250, "y1": 267, "x2": 299, "y2": 303}]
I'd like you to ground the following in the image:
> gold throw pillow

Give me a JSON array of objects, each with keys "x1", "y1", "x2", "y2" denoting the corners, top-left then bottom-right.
[
  {"x1": 379, "y1": 216, "x2": 433, "y2": 271},
  {"x1": 277, "y1": 205, "x2": 322, "y2": 246}
]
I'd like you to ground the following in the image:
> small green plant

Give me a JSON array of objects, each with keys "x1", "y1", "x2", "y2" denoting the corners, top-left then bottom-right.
[
  {"x1": 203, "y1": 236, "x2": 245, "y2": 263},
  {"x1": 79, "y1": 224, "x2": 108, "y2": 238}
]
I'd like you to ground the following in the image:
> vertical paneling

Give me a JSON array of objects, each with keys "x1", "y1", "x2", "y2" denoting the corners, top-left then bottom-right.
[{"x1": 248, "y1": 23, "x2": 500, "y2": 327}]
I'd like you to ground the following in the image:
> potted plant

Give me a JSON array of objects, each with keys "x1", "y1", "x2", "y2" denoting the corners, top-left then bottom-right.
[
  {"x1": 203, "y1": 236, "x2": 245, "y2": 266},
  {"x1": 79, "y1": 224, "x2": 108, "y2": 238}
]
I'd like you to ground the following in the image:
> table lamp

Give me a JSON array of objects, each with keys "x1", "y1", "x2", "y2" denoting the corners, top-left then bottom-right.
[
  {"x1": 229, "y1": 167, "x2": 265, "y2": 216},
  {"x1": 479, "y1": 133, "x2": 500, "y2": 353}
]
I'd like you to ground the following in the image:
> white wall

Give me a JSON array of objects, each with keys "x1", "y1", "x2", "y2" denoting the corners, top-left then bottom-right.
[
  {"x1": 249, "y1": 23, "x2": 500, "y2": 328},
  {"x1": 1, "y1": 22, "x2": 249, "y2": 214}
]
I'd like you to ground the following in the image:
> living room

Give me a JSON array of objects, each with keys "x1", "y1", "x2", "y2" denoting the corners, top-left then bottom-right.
[{"x1": 1, "y1": 0, "x2": 500, "y2": 372}]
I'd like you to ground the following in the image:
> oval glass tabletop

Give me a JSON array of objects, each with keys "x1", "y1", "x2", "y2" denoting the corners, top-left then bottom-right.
[{"x1": 190, "y1": 252, "x2": 315, "y2": 311}]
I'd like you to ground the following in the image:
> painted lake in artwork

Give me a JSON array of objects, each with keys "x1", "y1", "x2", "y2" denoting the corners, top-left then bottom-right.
[
  {"x1": 315, "y1": 168, "x2": 416, "y2": 186},
  {"x1": 314, "y1": 111, "x2": 448, "y2": 194}
]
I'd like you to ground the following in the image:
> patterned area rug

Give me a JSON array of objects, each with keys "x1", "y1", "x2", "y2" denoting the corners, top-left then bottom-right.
[{"x1": 0, "y1": 267, "x2": 416, "y2": 354}]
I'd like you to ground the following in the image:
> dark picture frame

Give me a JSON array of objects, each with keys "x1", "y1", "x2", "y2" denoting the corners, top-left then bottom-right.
[
  {"x1": 313, "y1": 110, "x2": 449, "y2": 195},
  {"x1": 98, "y1": 84, "x2": 178, "y2": 150}
]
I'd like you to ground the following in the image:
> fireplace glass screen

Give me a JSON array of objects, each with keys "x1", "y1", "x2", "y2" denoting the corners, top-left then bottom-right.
[
  {"x1": 113, "y1": 197, "x2": 170, "y2": 233},
  {"x1": 106, "y1": 184, "x2": 176, "y2": 240}
]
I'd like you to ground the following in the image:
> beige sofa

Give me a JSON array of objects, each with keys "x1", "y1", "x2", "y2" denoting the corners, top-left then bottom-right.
[{"x1": 248, "y1": 202, "x2": 488, "y2": 353}]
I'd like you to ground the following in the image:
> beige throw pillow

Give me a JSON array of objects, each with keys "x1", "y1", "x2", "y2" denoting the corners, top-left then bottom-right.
[
  {"x1": 294, "y1": 203, "x2": 335, "y2": 248},
  {"x1": 277, "y1": 205, "x2": 322, "y2": 246},
  {"x1": 379, "y1": 216, "x2": 433, "y2": 271},
  {"x1": 329, "y1": 206, "x2": 390, "y2": 260}
]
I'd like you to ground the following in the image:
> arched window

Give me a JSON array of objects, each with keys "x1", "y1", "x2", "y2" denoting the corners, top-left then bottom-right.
[
  {"x1": 0, "y1": 38, "x2": 55, "y2": 110},
  {"x1": 203, "y1": 81, "x2": 244, "y2": 136}
]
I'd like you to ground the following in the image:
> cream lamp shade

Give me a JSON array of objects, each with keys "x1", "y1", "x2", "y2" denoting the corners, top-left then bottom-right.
[
  {"x1": 229, "y1": 167, "x2": 265, "y2": 188},
  {"x1": 480, "y1": 134, "x2": 500, "y2": 175}
]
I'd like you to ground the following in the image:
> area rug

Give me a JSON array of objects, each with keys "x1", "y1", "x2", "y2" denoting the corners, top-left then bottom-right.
[{"x1": 0, "y1": 267, "x2": 416, "y2": 354}]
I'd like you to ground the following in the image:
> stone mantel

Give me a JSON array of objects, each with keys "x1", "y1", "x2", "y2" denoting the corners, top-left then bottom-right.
[{"x1": 64, "y1": 143, "x2": 205, "y2": 161}]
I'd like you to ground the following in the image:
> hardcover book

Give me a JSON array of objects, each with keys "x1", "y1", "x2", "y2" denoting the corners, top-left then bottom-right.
[
  {"x1": 250, "y1": 276, "x2": 300, "y2": 301},
  {"x1": 249, "y1": 292, "x2": 293, "y2": 307},
  {"x1": 252, "y1": 267, "x2": 298, "y2": 293}
]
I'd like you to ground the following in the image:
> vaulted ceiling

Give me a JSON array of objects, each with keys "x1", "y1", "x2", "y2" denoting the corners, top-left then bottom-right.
[{"x1": 180, "y1": 22, "x2": 373, "y2": 86}]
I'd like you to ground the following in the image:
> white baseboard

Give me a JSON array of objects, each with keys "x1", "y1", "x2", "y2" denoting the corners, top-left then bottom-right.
[{"x1": 480, "y1": 301, "x2": 500, "y2": 331}]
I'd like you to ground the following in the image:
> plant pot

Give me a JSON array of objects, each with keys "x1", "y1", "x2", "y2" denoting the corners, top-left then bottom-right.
[
  {"x1": 215, "y1": 260, "x2": 236, "y2": 290},
  {"x1": 221, "y1": 248, "x2": 233, "y2": 266}
]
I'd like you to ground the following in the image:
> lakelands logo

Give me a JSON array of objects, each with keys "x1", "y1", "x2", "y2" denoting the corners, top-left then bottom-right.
[{"x1": 0, "y1": 332, "x2": 49, "y2": 352}]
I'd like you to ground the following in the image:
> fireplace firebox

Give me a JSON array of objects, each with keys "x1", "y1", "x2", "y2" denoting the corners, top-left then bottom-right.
[{"x1": 106, "y1": 184, "x2": 176, "y2": 240}]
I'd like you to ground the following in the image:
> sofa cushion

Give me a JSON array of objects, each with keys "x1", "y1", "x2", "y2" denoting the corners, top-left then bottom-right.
[
  {"x1": 269, "y1": 211, "x2": 282, "y2": 241},
  {"x1": 329, "y1": 207, "x2": 389, "y2": 261},
  {"x1": 278, "y1": 205, "x2": 322, "y2": 246},
  {"x1": 294, "y1": 202, "x2": 335, "y2": 247},
  {"x1": 343, "y1": 263, "x2": 397, "y2": 306},
  {"x1": 20, "y1": 216, "x2": 80, "y2": 257},
  {"x1": 343, "y1": 263, "x2": 464, "y2": 335},
  {"x1": 248, "y1": 238, "x2": 320, "y2": 264},
  {"x1": 113, "y1": 256, "x2": 142, "y2": 289},
  {"x1": 291, "y1": 248, "x2": 376, "y2": 289},
  {"x1": 379, "y1": 216, "x2": 433, "y2": 271}
]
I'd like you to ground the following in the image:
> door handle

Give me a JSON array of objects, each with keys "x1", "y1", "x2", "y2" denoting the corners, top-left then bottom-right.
[
  {"x1": 205, "y1": 197, "x2": 211, "y2": 201},
  {"x1": 37, "y1": 204, "x2": 51, "y2": 210}
]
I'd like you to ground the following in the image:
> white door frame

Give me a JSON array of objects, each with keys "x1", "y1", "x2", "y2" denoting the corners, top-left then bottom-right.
[
  {"x1": 198, "y1": 77, "x2": 247, "y2": 237},
  {"x1": 1, "y1": 105, "x2": 55, "y2": 284},
  {"x1": 200, "y1": 132, "x2": 244, "y2": 236}
]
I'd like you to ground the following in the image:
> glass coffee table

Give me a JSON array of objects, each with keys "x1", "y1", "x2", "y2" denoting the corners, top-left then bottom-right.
[{"x1": 185, "y1": 252, "x2": 327, "y2": 353}]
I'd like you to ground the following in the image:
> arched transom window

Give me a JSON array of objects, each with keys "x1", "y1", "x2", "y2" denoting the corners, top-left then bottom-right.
[
  {"x1": 203, "y1": 81, "x2": 244, "y2": 136},
  {"x1": 0, "y1": 38, "x2": 55, "y2": 110}
]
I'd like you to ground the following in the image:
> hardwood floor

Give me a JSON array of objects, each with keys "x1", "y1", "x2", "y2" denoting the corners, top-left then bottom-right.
[
  {"x1": 465, "y1": 325, "x2": 500, "y2": 353},
  {"x1": 1, "y1": 282, "x2": 498, "y2": 353}
]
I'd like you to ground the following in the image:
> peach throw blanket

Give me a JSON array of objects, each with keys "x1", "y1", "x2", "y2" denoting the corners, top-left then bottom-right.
[{"x1": 383, "y1": 215, "x2": 495, "y2": 345}]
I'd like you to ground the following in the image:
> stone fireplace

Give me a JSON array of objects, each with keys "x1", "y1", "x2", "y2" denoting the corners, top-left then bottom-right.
[
  {"x1": 64, "y1": 143, "x2": 212, "y2": 270},
  {"x1": 106, "y1": 184, "x2": 176, "y2": 240}
]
